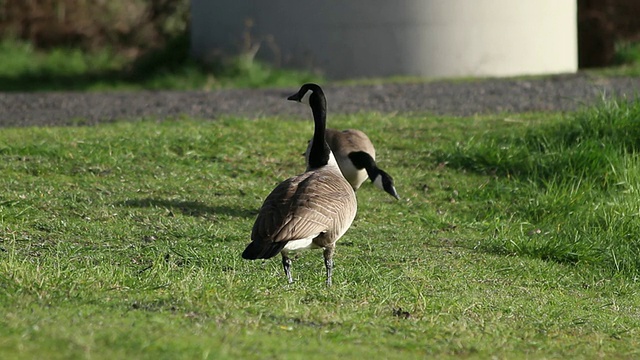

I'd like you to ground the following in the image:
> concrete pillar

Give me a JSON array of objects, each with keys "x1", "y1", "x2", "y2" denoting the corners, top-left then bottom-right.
[{"x1": 191, "y1": 0, "x2": 577, "y2": 79}]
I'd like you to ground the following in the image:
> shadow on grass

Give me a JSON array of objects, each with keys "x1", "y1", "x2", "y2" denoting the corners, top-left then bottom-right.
[
  {"x1": 434, "y1": 98, "x2": 640, "y2": 189},
  {"x1": 118, "y1": 198, "x2": 257, "y2": 218}
]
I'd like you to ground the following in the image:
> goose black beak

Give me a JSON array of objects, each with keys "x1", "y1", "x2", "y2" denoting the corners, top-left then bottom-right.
[
  {"x1": 389, "y1": 188, "x2": 401, "y2": 200},
  {"x1": 287, "y1": 93, "x2": 301, "y2": 102}
]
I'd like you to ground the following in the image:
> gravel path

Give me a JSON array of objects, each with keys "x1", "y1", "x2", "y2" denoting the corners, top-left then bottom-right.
[{"x1": 0, "y1": 73, "x2": 638, "y2": 127}]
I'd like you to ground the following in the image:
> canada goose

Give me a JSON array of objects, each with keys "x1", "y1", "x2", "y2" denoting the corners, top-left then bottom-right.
[
  {"x1": 242, "y1": 83, "x2": 357, "y2": 286},
  {"x1": 306, "y1": 128, "x2": 400, "y2": 200}
]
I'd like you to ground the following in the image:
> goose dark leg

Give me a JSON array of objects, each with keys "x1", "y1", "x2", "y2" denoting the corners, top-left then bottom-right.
[
  {"x1": 323, "y1": 246, "x2": 335, "y2": 286},
  {"x1": 281, "y1": 252, "x2": 293, "y2": 284}
]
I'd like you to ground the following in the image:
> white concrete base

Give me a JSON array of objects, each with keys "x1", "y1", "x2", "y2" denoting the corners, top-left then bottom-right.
[{"x1": 191, "y1": 0, "x2": 577, "y2": 79}]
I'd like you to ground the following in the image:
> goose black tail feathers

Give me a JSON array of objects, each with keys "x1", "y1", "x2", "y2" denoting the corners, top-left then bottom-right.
[{"x1": 241, "y1": 241, "x2": 287, "y2": 260}]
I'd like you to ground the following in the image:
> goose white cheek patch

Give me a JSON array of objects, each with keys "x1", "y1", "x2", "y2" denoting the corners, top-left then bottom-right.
[
  {"x1": 300, "y1": 90, "x2": 312, "y2": 105},
  {"x1": 373, "y1": 175, "x2": 384, "y2": 190}
]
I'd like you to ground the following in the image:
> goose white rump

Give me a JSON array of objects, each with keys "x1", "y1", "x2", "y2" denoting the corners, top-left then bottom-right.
[{"x1": 283, "y1": 235, "x2": 322, "y2": 251}]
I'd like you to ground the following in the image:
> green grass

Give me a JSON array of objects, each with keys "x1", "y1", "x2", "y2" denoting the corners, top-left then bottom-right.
[
  {"x1": 2, "y1": 101, "x2": 640, "y2": 358},
  {"x1": 0, "y1": 37, "x2": 322, "y2": 92},
  {"x1": 436, "y1": 99, "x2": 640, "y2": 274},
  {"x1": 586, "y1": 41, "x2": 640, "y2": 77},
  {"x1": 615, "y1": 41, "x2": 640, "y2": 66}
]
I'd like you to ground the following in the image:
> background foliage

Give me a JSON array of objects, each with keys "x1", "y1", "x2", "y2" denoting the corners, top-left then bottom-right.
[{"x1": 0, "y1": 0, "x2": 189, "y2": 57}]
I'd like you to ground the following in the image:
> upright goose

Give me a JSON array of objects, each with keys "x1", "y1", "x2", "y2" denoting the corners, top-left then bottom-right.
[
  {"x1": 242, "y1": 83, "x2": 357, "y2": 286},
  {"x1": 306, "y1": 128, "x2": 400, "y2": 199}
]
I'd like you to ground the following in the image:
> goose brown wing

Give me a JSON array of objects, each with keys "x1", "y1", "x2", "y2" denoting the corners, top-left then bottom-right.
[
  {"x1": 251, "y1": 170, "x2": 354, "y2": 244},
  {"x1": 326, "y1": 129, "x2": 376, "y2": 159}
]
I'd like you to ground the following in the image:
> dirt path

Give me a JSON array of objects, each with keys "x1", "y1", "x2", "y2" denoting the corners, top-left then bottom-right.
[{"x1": 0, "y1": 73, "x2": 638, "y2": 127}]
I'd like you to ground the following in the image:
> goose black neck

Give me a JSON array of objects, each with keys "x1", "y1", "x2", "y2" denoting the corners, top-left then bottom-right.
[
  {"x1": 307, "y1": 91, "x2": 331, "y2": 169},
  {"x1": 348, "y1": 151, "x2": 378, "y2": 178}
]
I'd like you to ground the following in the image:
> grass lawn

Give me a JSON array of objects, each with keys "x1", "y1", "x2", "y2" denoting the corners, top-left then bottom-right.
[
  {"x1": 0, "y1": 38, "x2": 322, "y2": 92},
  {"x1": 1, "y1": 98, "x2": 640, "y2": 359}
]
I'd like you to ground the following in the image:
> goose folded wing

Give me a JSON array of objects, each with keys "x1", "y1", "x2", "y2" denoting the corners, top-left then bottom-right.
[{"x1": 251, "y1": 172, "x2": 349, "y2": 243}]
